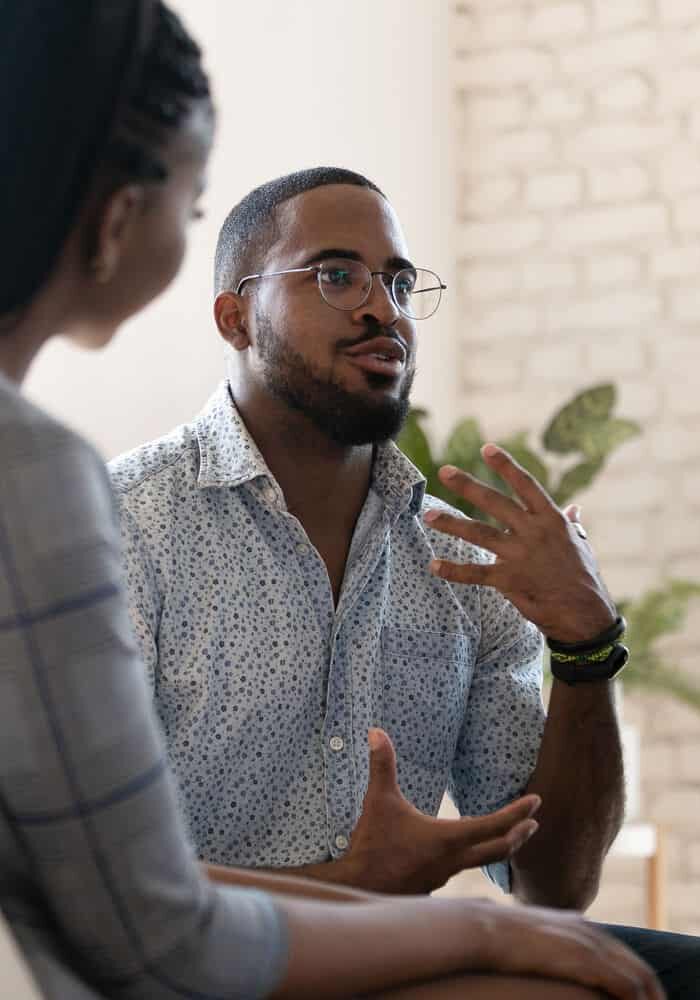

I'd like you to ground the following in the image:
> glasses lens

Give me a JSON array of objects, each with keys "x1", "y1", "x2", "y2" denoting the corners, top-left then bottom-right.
[
  {"x1": 318, "y1": 259, "x2": 371, "y2": 310},
  {"x1": 396, "y1": 268, "x2": 442, "y2": 320}
]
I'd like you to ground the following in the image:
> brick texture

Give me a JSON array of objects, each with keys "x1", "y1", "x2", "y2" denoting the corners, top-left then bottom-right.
[{"x1": 450, "y1": 0, "x2": 700, "y2": 933}]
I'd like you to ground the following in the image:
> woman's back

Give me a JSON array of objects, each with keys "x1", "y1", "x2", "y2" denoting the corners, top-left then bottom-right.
[{"x1": 0, "y1": 374, "x2": 286, "y2": 998}]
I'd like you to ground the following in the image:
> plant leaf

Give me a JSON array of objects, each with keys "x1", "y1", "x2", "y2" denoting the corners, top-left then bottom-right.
[
  {"x1": 622, "y1": 580, "x2": 700, "y2": 652},
  {"x1": 543, "y1": 384, "x2": 616, "y2": 454},
  {"x1": 621, "y1": 659, "x2": 700, "y2": 713},
  {"x1": 398, "y1": 409, "x2": 435, "y2": 477},
  {"x1": 552, "y1": 458, "x2": 604, "y2": 506},
  {"x1": 576, "y1": 418, "x2": 641, "y2": 461},
  {"x1": 442, "y1": 417, "x2": 484, "y2": 475}
]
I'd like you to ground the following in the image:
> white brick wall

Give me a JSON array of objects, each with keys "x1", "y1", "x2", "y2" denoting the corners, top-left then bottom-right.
[{"x1": 452, "y1": 0, "x2": 700, "y2": 933}]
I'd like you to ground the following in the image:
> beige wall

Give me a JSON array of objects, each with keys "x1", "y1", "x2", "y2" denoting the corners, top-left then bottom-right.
[
  {"x1": 25, "y1": 0, "x2": 458, "y2": 457},
  {"x1": 447, "y1": 0, "x2": 700, "y2": 933}
]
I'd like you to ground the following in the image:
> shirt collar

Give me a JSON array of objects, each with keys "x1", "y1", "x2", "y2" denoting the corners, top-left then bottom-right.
[
  {"x1": 195, "y1": 381, "x2": 272, "y2": 490},
  {"x1": 195, "y1": 380, "x2": 427, "y2": 517}
]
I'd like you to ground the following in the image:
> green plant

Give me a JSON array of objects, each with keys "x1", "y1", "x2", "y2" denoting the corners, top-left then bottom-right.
[
  {"x1": 619, "y1": 582, "x2": 700, "y2": 711},
  {"x1": 398, "y1": 383, "x2": 700, "y2": 711}
]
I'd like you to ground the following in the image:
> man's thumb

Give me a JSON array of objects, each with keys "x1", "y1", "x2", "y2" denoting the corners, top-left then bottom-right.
[{"x1": 367, "y1": 727, "x2": 399, "y2": 792}]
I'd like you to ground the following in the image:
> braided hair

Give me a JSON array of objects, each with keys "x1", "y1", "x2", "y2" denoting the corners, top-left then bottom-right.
[{"x1": 105, "y1": 1, "x2": 212, "y2": 185}]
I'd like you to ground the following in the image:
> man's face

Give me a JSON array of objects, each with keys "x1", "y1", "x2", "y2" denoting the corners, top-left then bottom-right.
[{"x1": 243, "y1": 184, "x2": 418, "y2": 446}]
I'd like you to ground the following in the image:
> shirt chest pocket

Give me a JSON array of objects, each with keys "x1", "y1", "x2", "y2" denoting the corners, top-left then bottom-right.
[{"x1": 380, "y1": 626, "x2": 473, "y2": 779}]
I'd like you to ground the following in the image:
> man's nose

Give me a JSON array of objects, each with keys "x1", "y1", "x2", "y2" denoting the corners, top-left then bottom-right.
[{"x1": 351, "y1": 274, "x2": 401, "y2": 327}]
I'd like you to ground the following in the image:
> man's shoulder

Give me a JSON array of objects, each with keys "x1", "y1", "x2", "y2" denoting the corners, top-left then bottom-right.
[{"x1": 108, "y1": 421, "x2": 199, "y2": 502}]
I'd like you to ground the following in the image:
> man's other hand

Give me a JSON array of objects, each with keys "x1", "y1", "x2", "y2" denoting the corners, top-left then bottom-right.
[{"x1": 339, "y1": 728, "x2": 540, "y2": 895}]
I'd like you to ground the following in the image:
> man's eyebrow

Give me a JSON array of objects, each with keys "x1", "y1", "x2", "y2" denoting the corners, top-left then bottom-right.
[
  {"x1": 300, "y1": 248, "x2": 416, "y2": 271},
  {"x1": 386, "y1": 255, "x2": 416, "y2": 273}
]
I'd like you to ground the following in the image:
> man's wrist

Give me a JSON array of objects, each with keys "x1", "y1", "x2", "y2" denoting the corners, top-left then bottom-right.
[
  {"x1": 544, "y1": 606, "x2": 618, "y2": 645},
  {"x1": 319, "y1": 852, "x2": 366, "y2": 889},
  {"x1": 547, "y1": 616, "x2": 629, "y2": 686}
]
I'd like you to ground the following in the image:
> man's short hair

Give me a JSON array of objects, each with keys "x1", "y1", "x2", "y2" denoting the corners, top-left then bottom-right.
[{"x1": 213, "y1": 166, "x2": 385, "y2": 295}]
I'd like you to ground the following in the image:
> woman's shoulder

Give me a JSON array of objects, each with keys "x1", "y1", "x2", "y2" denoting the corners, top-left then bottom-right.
[
  {"x1": 0, "y1": 377, "x2": 113, "y2": 543},
  {"x1": 0, "y1": 375, "x2": 102, "y2": 472}
]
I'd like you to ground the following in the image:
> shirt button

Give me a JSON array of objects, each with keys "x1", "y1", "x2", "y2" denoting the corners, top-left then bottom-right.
[
  {"x1": 296, "y1": 542, "x2": 309, "y2": 555},
  {"x1": 329, "y1": 736, "x2": 344, "y2": 752},
  {"x1": 335, "y1": 834, "x2": 349, "y2": 851}
]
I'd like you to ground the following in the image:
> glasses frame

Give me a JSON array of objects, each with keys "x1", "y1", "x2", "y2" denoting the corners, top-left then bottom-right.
[{"x1": 235, "y1": 259, "x2": 447, "y2": 320}]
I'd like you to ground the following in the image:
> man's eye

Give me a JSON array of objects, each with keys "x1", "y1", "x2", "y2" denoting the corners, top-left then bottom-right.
[{"x1": 323, "y1": 268, "x2": 353, "y2": 286}]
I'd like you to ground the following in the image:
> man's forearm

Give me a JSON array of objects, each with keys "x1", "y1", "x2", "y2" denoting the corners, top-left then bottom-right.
[{"x1": 511, "y1": 678, "x2": 624, "y2": 911}]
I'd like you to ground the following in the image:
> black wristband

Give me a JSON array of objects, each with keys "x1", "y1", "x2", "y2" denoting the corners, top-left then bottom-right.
[
  {"x1": 546, "y1": 615, "x2": 626, "y2": 655},
  {"x1": 550, "y1": 643, "x2": 629, "y2": 686}
]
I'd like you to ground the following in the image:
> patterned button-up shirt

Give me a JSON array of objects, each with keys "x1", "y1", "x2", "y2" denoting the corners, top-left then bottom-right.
[{"x1": 109, "y1": 381, "x2": 545, "y2": 892}]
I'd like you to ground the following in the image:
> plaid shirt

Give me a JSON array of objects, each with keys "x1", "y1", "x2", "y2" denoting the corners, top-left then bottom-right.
[{"x1": 0, "y1": 375, "x2": 287, "y2": 1000}]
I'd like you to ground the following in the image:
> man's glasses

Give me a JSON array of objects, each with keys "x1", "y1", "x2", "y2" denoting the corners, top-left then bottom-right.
[{"x1": 235, "y1": 258, "x2": 447, "y2": 321}]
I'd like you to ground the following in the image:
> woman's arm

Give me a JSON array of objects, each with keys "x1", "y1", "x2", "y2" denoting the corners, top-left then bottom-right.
[
  {"x1": 204, "y1": 863, "x2": 375, "y2": 903},
  {"x1": 0, "y1": 419, "x2": 285, "y2": 1000},
  {"x1": 270, "y1": 896, "x2": 664, "y2": 1000}
]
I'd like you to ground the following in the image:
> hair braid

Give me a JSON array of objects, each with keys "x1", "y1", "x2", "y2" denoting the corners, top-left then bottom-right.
[{"x1": 105, "y1": 1, "x2": 212, "y2": 184}]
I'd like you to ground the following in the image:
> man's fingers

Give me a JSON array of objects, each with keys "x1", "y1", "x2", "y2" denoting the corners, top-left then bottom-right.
[
  {"x1": 450, "y1": 795, "x2": 541, "y2": 845},
  {"x1": 423, "y1": 511, "x2": 509, "y2": 555},
  {"x1": 437, "y1": 465, "x2": 525, "y2": 530},
  {"x1": 429, "y1": 558, "x2": 496, "y2": 586},
  {"x1": 460, "y1": 819, "x2": 539, "y2": 869},
  {"x1": 480, "y1": 444, "x2": 555, "y2": 514},
  {"x1": 365, "y1": 727, "x2": 400, "y2": 801}
]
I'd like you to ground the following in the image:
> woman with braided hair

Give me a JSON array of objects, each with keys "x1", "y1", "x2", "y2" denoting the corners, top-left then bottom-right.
[{"x1": 0, "y1": 3, "x2": 665, "y2": 998}]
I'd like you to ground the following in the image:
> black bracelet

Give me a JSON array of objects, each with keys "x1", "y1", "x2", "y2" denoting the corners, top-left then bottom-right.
[
  {"x1": 550, "y1": 643, "x2": 629, "y2": 686},
  {"x1": 546, "y1": 615, "x2": 627, "y2": 655}
]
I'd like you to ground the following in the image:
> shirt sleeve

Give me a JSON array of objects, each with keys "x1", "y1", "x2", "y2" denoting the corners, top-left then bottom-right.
[
  {"x1": 446, "y1": 548, "x2": 546, "y2": 893},
  {"x1": 0, "y1": 417, "x2": 288, "y2": 999}
]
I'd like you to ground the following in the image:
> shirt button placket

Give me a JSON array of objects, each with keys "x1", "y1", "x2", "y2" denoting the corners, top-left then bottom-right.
[{"x1": 325, "y1": 627, "x2": 353, "y2": 860}]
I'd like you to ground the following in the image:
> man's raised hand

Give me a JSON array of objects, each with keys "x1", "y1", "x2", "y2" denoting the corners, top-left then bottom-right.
[{"x1": 424, "y1": 444, "x2": 617, "y2": 644}]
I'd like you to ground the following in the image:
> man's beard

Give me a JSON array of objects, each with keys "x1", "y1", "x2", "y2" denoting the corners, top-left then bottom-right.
[{"x1": 255, "y1": 311, "x2": 414, "y2": 447}]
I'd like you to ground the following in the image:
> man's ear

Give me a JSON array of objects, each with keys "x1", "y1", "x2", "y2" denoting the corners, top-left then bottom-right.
[
  {"x1": 214, "y1": 291, "x2": 250, "y2": 350},
  {"x1": 89, "y1": 184, "x2": 145, "y2": 283}
]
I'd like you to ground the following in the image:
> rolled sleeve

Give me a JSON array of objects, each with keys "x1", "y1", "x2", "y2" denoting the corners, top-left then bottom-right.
[{"x1": 448, "y1": 581, "x2": 545, "y2": 893}]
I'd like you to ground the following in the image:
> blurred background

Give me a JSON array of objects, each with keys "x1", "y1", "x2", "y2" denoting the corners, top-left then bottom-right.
[{"x1": 25, "y1": 0, "x2": 700, "y2": 933}]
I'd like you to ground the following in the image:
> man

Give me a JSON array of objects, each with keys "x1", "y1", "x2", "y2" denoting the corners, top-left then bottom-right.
[{"x1": 110, "y1": 167, "x2": 698, "y2": 993}]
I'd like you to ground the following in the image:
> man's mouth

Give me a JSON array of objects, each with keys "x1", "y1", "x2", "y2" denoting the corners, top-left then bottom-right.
[{"x1": 343, "y1": 336, "x2": 407, "y2": 378}]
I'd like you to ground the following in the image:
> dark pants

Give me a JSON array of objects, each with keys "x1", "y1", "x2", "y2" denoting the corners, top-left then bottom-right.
[{"x1": 601, "y1": 923, "x2": 700, "y2": 999}]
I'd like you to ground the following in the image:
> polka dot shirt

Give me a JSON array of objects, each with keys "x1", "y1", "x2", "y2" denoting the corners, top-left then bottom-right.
[{"x1": 109, "y1": 381, "x2": 545, "y2": 892}]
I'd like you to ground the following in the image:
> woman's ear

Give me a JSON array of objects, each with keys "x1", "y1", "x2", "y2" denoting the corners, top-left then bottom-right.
[
  {"x1": 214, "y1": 291, "x2": 250, "y2": 350},
  {"x1": 89, "y1": 184, "x2": 145, "y2": 283}
]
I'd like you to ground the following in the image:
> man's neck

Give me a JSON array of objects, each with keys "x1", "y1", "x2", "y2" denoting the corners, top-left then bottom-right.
[{"x1": 229, "y1": 384, "x2": 374, "y2": 533}]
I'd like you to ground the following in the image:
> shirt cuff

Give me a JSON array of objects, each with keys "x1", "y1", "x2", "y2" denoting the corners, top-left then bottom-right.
[{"x1": 483, "y1": 860, "x2": 512, "y2": 894}]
